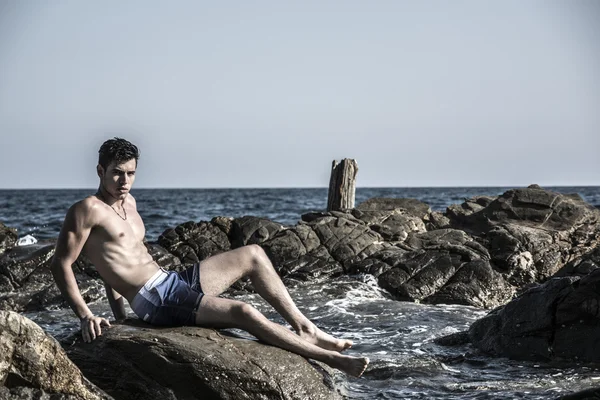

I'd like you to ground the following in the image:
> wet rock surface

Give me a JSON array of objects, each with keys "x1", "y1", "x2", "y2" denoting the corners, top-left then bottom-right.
[
  {"x1": 469, "y1": 268, "x2": 600, "y2": 363},
  {"x1": 348, "y1": 230, "x2": 514, "y2": 308},
  {"x1": 0, "y1": 311, "x2": 111, "y2": 400},
  {"x1": 65, "y1": 321, "x2": 340, "y2": 400}
]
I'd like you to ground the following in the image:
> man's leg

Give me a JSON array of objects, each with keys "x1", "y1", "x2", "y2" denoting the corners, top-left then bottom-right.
[
  {"x1": 195, "y1": 295, "x2": 368, "y2": 377},
  {"x1": 198, "y1": 245, "x2": 352, "y2": 352}
]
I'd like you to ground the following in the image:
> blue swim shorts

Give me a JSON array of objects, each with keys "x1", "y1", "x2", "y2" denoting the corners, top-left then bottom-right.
[{"x1": 130, "y1": 264, "x2": 204, "y2": 326}]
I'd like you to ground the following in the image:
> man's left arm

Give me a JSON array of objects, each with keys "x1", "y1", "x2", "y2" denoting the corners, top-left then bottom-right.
[{"x1": 105, "y1": 283, "x2": 126, "y2": 322}]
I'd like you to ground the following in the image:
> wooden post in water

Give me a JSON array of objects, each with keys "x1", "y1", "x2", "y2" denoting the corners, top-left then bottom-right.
[{"x1": 327, "y1": 159, "x2": 358, "y2": 211}]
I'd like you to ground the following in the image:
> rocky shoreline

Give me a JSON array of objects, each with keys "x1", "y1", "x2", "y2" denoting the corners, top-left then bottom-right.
[{"x1": 1, "y1": 185, "x2": 599, "y2": 399}]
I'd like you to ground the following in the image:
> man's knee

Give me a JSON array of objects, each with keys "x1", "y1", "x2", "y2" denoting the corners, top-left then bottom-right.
[
  {"x1": 233, "y1": 302, "x2": 262, "y2": 324},
  {"x1": 245, "y1": 244, "x2": 269, "y2": 266}
]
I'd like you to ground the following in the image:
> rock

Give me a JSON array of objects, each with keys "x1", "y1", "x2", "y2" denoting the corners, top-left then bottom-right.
[
  {"x1": 65, "y1": 321, "x2": 340, "y2": 400},
  {"x1": 349, "y1": 230, "x2": 514, "y2": 308},
  {"x1": 352, "y1": 208, "x2": 426, "y2": 242},
  {"x1": 425, "y1": 259, "x2": 514, "y2": 308},
  {"x1": 558, "y1": 386, "x2": 600, "y2": 399},
  {"x1": 469, "y1": 268, "x2": 600, "y2": 362},
  {"x1": 261, "y1": 212, "x2": 389, "y2": 284},
  {"x1": 352, "y1": 198, "x2": 429, "y2": 242},
  {"x1": 0, "y1": 386, "x2": 82, "y2": 399},
  {"x1": 281, "y1": 255, "x2": 344, "y2": 286},
  {"x1": 211, "y1": 216, "x2": 234, "y2": 237},
  {"x1": 0, "y1": 310, "x2": 111, "y2": 399},
  {"x1": 0, "y1": 244, "x2": 105, "y2": 312},
  {"x1": 347, "y1": 247, "x2": 406, "y2": 277},
  {"x1": 405, "y1": 229, "x2": 490, "y2": 260},
  {"x1": 433, "y1": 331, "x2": 470, "y2": 346},
  {"x1": 230, "y1": 216, "x2": 285, "y2": 248},
  {"x1": 305, "y1": 212, "x2": 388, "y2": 268},
  {"x1": 261, "y1": 225, "x2": 343, "y2": 284},
  {"x1": 356, "y1": 197, "x2": 431, "y2": 219},
  {"x1": 0, "y1": 222, "x2": 17, "y2": 256},
  {"x1": 445, "y1": 196, "x2": 497, "y2": 229},
  {"x1": 425, "y1": 211, "x2": 451, "y2": 231},
  {"x1": 157, "y1": 220, "x2": 231, "y2": 264},
  {"x1": 446, "y1": 187, "x2": 600, "y2": 288},
  {"x1": 145, "y1": 243, "x2": 182, "y2": 269},
  {"x1": 556, "y1": 246, "x2": 600, "y2": 278},
  {"x1": 447, "y1": 186, "x2": 598, "y2": 233},
  {"x1": 485, "y1": 224, "x2": 564, "y2": 286}
]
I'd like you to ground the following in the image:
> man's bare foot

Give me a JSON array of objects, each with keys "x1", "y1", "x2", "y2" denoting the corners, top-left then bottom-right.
[
  {"x1": 299, "y1": 326, "x2": 352, "y2": 352},
  {"x1": 329, "y1": 355, "x2": 369, "y2": 378}
]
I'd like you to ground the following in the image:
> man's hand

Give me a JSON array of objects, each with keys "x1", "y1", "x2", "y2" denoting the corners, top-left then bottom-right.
[{"x1": 80, "y1": 315, "x2": 111, "y2": 343}]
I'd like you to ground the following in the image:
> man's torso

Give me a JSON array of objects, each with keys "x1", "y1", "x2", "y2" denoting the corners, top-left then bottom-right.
[{"x1": 82, "y1": 195, "x2": 159, "y2": 302}]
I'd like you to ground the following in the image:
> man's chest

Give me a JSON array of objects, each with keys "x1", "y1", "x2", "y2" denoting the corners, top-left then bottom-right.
[{"x1": 94, "y1": 210, "x2": 146, "y2": 244}]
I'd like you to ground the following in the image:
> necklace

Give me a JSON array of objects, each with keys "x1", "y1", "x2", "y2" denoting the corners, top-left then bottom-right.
[{"x1": 97, "y1": 192, "x2": 127, "y2": 220}]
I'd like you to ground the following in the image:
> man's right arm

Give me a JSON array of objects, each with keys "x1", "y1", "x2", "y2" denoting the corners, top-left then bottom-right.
[
  {"x1": 50, "y1": 200, "x2": 110, "y2": 342},
  {"x1": 104, "y1": 283, "x2": 126, "y2": 322}
]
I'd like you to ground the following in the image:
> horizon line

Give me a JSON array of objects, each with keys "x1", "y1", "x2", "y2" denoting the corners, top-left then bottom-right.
[{"x1": 1, "y1": 184, "x2": 599, "y2": 191}]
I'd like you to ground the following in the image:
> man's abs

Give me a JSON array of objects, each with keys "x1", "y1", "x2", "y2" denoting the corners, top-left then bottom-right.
[{"x1": 83, "y1": 235, "x2": 159, "y2": 302}]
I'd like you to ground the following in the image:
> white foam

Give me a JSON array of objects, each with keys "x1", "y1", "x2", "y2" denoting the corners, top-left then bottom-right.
[{"x1": 17, "y1": 235, "x2": 37, "y2": 246}]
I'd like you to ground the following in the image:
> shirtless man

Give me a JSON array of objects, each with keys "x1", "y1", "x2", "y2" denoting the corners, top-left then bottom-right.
[{"x1": 50, "y1": 137, "x2": 369, "y2": 378}]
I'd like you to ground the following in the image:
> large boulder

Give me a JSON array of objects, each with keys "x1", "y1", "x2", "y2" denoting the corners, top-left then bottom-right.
[
  {"x1": 348, "y1": 187, "x2": 600, "y2": 308},
  {"x1": 230, "y1": 216, "x2": 285, "y2": 248},
  {"x1": 0, "y1": 310, "x2": 111, "y2": 399},
  {"x1": 260, "y1": 211, "x2": 390, "y2": 283},
  {"x1": 157, "y1": 220, "x2": 231, "y2": 264},
  {"x1": 446, "y1": 186, "x2": 600, "y2": 288},
  {"x1": 65, "y1": 322, "x2": 340, "y2": 400},
  {"x1": 469, "y1": 268, "x2": 600, "y2": 362},
  {"x1": 0, "y1": 222, "x2": 18, "y2": 256},
  {"x1": 349, "y1": 229, "x2": 514, "y2": 308}
]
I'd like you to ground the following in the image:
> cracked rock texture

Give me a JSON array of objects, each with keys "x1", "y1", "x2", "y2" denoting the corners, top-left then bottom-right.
[
  {"x1": 446, "y1": 185, "x2": 600, "y2": 287},
  {"x1": 0, "y1": 243, "x2": 105, "y2": 313},
  {"x1": 348, "y1": 229, "x2": 514, "y2": 308},
  {"x1": 348, "y1": 186, "x2": 599, "y2": 309},
  {"x1": 157, "y1": 219, "x2": 232, "y2": 264},
  {"x1": 65, "y1": 321, "x2": 340, "y2": 400},
  {"x1": 555, "y1": 246, "x2": 600, "y2": 278},
  {"x1": 0, "y1": 311, "x2": 111, "y2": 399},
  {"x1": 468, "y1": 268, "x2": 600, "y2": 362}
]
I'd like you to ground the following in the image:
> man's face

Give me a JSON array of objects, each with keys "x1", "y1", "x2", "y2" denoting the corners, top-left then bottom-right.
[{"x1": 98, "y1": 159, "x2": 137, "y2": 200}]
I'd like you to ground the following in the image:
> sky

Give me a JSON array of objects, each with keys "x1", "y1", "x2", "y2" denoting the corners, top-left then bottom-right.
[{"x1": 0, "y1": 1, "x2": 598, "y2": 189}]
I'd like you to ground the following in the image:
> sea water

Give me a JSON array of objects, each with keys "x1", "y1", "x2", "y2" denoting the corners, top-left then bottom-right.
[{"x1": 3, "y1": 187, "x2": 600, "y2": 399}]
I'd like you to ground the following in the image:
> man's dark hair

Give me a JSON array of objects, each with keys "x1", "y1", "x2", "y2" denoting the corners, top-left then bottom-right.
[{"x1": 98, "y1": 137, "x2": 140, "y2": 169}]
